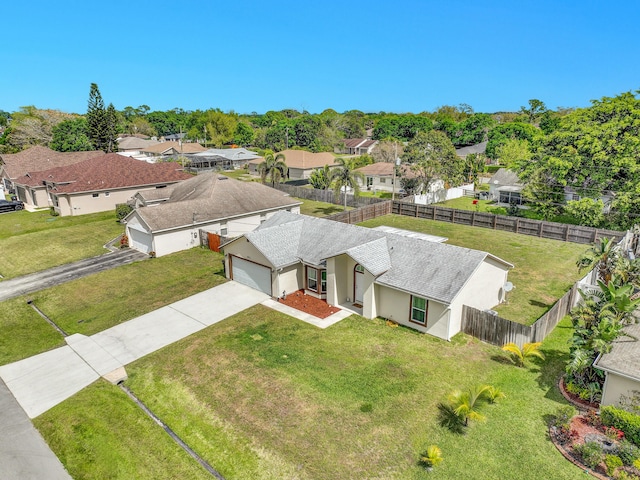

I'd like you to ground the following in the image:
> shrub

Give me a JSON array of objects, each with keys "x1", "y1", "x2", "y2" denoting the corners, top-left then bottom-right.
[
  {"x1": 602, "y1": 406, "x2": 640, "y2": 447},
  {"x1": 634, "y1": 458, "x2": 640, "y2": 470},
  {"x1": 116, "y1": 203, "x2": 133, "y2": 222},
  {"x1": 604, "y1": 454, "x2": 623, "y2": 476},
  {"x1": 419, "y1": 445, "x2": 443, "y2": 470},
  {"x1": 574, "y1": 441, "x2": 604, "y2": 470},
  {"x1": 616, "y1": 439, "x2": 640, "y2": 466},
  {"x1": 550, "y1": 405, "x2": 576, "y2": 429}
]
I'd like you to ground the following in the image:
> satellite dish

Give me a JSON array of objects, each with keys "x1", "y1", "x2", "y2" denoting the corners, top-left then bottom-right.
[{"x1": 503, "y1": 282, "x2": 514, "y2": 292}]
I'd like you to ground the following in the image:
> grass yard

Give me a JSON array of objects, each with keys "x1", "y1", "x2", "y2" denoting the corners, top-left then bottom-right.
[
  {"x1": 36, "y1": 309, "x2": 584, "y2": 480},
  {"x1": 0, "y1": 248, "x2": 226, "y2": 365},
  {"x1": 0, "y1": 210, "x2": 124, "y2": 278},
  {"x1": 359, "y1": 214, "x2": 588, "y2": 323},
  {"x1": 295, "y1": 197, "x2": 350, "y2": 217}
]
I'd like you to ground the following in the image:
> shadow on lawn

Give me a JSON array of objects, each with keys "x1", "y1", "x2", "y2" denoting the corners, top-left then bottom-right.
[{"x1": 314, "y1": 206, "x2": 345, "y2": 216}]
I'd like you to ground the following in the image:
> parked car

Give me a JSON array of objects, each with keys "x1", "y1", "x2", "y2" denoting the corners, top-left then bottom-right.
[{"x1": 0, "y1": 198, "x2": 25, "y2": 213}]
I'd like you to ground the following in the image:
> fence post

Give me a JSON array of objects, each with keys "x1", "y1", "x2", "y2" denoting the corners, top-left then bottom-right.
[
  {"x1": 515, "y1": 218, "x2": 519, "y2": 234},
  {"x1": 433, "y1": 206, "x2": 437, "y2": 220},
  {"x1": 471, "y1": 211, "x2": 475, "y2": 226},
  {"x1": 493, "y1": 214, "x2": 497, "y2": 229},
  {"x1": 565, "y1": 224, "x2": 570, "y2": 241},
  {"x1": 415, "y1": 203, "x2": 418, "y2": 217}
]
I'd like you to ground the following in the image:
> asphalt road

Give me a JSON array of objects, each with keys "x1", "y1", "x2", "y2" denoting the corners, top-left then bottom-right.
[{"x1": 0, "y1": 249, "x2": 148, "y2": 302}]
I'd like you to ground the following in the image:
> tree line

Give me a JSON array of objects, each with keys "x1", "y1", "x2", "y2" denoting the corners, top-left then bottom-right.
[{"x1": 2, "y1": 85, "x2": 640, "y2": 229}]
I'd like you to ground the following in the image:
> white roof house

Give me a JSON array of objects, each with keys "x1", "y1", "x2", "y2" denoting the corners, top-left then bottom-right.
[
  {"x1": 124, "y1": 172, "x2": 301, "y2": 257},
  {"x1": 223, "y1": 212, "x2": 512, "y2": 340}
]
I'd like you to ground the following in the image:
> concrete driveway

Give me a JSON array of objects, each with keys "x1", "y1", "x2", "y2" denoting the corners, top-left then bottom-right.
[
  {"x1": 0, "y1": 281, "x2": 268, "y2": 419},
  {"x1": 0, "y1": 249, "x2": 148, "y2": 302}
]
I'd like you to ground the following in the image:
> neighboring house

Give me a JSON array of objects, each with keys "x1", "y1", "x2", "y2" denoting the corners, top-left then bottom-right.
[
  {"x1": 247, "y1": 150, "x2": 339, "y2": 180},
  {"x1": 354, "y1": 162, "x2": 416, "y2": 193},
  {"x1": 488, "y1": 168, "x2": 524, "y2": 205},
  {"x1": 338, "y1": 138, "x2": 379, "y2": 155},
  {"x1": 0, "y1": 146, "x2": 105, "y2": 208},
  {"x1": 222, "y1": 212, "x2": 512, "y2": 340},
  {"x1": 13, "y1": 154, "x2": 191, "y2": 216},
  {"x1": 162, "y1": 133, "x2": 187, "y2": 142},
  {"x1": 124, "y1": 172, "x2": 302, "y2": 257},
  {"x1": 594, "y1": 322, "x2": 640, "y2": 407},
  {"x1": 185, "y1": 148, "x2": 263, "y2": 172},
  {"x1": 117, "y1": 137, "x2": 160, "y2": 157},
  {"x1": 455, "y1": 141, "x2": 488, "y2": 158},
  {"x1": 140, "y1": 141, "x2": 206, "y2": 160}
]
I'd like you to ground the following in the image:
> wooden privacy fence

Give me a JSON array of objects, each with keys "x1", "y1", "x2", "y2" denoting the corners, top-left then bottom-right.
[
  {"x1": 390, "y1": 203, "x2": 626, "y2": 244},
  {"x1": 461, "y1": 283, "x2": 580, "y2": 347},
  {"x1": 326, "y1": 201, "x2": 392, "y2": 224},
  {"x1": 275, "y1": 184, "x2": 388, "y2": 207}
]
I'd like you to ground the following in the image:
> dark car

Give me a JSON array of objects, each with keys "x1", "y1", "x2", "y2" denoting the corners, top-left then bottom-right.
[{"x1": 0, "y1": 198, "x2": 25, "y2": 213}]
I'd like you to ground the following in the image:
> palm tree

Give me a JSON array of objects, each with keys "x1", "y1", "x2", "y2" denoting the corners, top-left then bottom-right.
[
  {"x1": 576, "y1": 237, "x2": 617, "y2": 283},
  {"x1": 309, "y1": 164, "x2": 332, "y2": 190},
  {"x1": 419, "y1": 445, "x2": 443, "y2": 470},
  {"x1": 502, "y1": 342, "x2": 545, "y2": 367},
  {"x1": 330, "y1": 157, "x2": 365, "y2": 210},
  {"x1": 448, "y1": 384, "x2": 491, "y2": 426},
  {"x1": 258, "y1": 152, "x2": 288, "y2": 187}
]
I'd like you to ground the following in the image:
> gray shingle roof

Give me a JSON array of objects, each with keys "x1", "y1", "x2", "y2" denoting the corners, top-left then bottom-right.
[
  {"x1": 489, "y1": 168, "x2": 522, "y2": 187},
  {"x1": 245, "y1": 211, "x2": 512, "y2": 304},
  {"x1": 132, "y1": 173, "x2": 301, "y2": 232},
  {"x1": 595, "y1": 322, "x2": 640, "y2": 381}
]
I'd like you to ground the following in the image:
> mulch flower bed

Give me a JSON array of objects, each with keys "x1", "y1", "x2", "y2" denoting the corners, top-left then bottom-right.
[
  {"x1": 550, "y1": 411, "x2": 640, "y2": 479},
  {"x1": 277, "y1": 290, "x2": 341, "y2": 319}
]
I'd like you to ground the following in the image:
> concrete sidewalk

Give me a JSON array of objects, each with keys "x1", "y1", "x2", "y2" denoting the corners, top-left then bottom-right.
[{"x1": 0, "y1": 281, "x2": 268, "y2": 418}]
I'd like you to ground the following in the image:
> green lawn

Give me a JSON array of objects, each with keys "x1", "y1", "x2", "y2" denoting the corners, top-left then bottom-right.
[
  {"x1": 359, "y1": 214, "x2": 588, "y2": 323},
  {"x1": 296, "y1": 197, "x2": 350, "y2": 217},
  {"x1": 0, "y1": 210, "x2": 124, "y2": 278},
  {"x1": 36, "y1": 310, "x2": 584, "y2": 480},
  {"x1": 0, "y1": 248, "x2": 226, "y2": 365}
]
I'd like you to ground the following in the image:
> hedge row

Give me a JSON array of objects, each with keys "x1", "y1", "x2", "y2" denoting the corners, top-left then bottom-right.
[{"x1": 601, "y1": 406, "x2": 640, "y2": 446}]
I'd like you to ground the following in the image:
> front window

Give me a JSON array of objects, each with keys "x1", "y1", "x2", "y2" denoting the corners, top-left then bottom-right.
[
  {"x1": 410, "y1": 296, "x2": 427, "y2": 325},
  {"x1": 306, "y1": 267, "x2": 326, "y2": 294},
  {"x1": 307, "y1": 267, "x2": 318, "y2": 291}
]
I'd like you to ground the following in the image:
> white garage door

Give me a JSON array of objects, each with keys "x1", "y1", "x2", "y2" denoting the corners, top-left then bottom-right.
[
  {"x1": 231, "y1": 256, "x2": 271, "y2": 295},
  {"x1": 129, "y1": 228, "x2": 153, "y2": 254}
]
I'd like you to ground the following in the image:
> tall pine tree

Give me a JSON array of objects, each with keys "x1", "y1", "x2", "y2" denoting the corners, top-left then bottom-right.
[
  {"x1": 86, "y1": 83, "x2": 106, "y2": 151},
  {"x1": 105, "y1": 103, "x2": 118, "y2": 153}
]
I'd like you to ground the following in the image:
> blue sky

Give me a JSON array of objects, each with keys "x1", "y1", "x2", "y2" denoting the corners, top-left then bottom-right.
[{"x1": 3, "y1": 0, "x2": 639, "y2": 115}]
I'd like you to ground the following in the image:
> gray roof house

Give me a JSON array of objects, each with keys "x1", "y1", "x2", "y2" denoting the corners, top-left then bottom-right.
[
  {"x1": 455, "y1": 141, "x2": 487, "y2": 158},
  {"x1": 223, "y1": 212, "x2": 512, "y2": 339},
  {"x1": 595, "y1": 322, "x2": 640, "y2": 407},
  {"x1": 488, "y1": 168, "x2": 524, "y2": 205},
  {"x1": 124, "y1": 172, "x2": 302, "y2": 257}
]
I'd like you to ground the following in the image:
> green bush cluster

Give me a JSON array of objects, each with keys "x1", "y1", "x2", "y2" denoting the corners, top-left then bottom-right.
[
  {"x1": 604, "y1": 454, "x2": 623, "y2": 476},
  {"x1": 616, "y1": 439, "x2": 640, "y2": 466},
  {"x1": 573, "y1": 441, "x2": 603, "y2": 470},
  {"x1": 601, "y1": 406, "x2": 640, "y2": 447}
]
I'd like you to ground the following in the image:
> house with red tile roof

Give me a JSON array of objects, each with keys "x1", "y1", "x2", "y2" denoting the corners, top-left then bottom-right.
[
  {"x1": 12, "y1": 154, "x2": 191, "y2": 216},
  {"x1": 0, "y1": 146, "x2": 104, "y2": 205}
]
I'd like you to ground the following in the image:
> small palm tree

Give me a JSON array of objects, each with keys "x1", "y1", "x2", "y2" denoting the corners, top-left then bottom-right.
[
  {"x1": 330, "y1": 157, "x2": 365, "y2": 210},
  {"x1": 485, "y1": 385, "x2": 506, "y2": 404},
  {"x1": 502, "y1": 342, "x2": 545, "y2": 367},
  {"x1": 309, "y1": 164, "x2": 332, "y2": 190},
  {"x1": 258, "y1": 152, "x2": 288, "y2": 187},
  {"x1": 419, "y1": 445, "x2": 443, "y2": 470},
  {"x1": 449, "y1": 384, "x2": 491, "y2": 426}
]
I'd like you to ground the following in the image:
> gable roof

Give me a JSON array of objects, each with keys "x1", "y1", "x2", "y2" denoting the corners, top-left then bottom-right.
[
  {"x1": 248, "y1": 150, "x2": 339, "y2": 169},
  {"x1": 129, "y1": 172, "x2": 302, "y2": 232},
  {"x1": 118, "y1": 137, "x2": 160, "y2": 151},
  {"x1": 355, "y1": 163, "x2": 416, "y2": 179},
  {"x1": 489, "y1": 168, "x2": 522, "y2": 187},
  {"x1": 141, "y1": 141, "x2": 206, "y2": 155},
  {"x1": 15, "y1": 154, "x2": 191, "y2": 194},
  {"x1": 455, "y1": 141, "x2": 487, "y2": 157},
  {"x1": 243, "y1": 212, "x2": 512, "y2": 304},
  {"x1": 594, "y1": 322, "x2": 640, "y2": 382},
  {"x1": 0, "y1": 146, "x2": 104, "y2": 180},
  {"x1": 192, "y1": 148, "x2": 262, "y2": 161},
  {"x1": 343, "y1": 138, "x2": 377, "y2": 149}
]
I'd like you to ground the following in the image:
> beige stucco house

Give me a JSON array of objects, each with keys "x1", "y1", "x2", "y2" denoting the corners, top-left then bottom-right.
[
  {"x1": 248, "y1": 150, "x2": 339, "y2": 181},
  {"x1": 595, "y1": 322, "x2": 640, "y2": 407},
  {"x1": 13, "y1": 153, "x2": 191, "y2": 216},
  {"x1": 222, "y1": 212, "x2": 513, "y2": 340},
  {"x1": 124, "y1": 172, "x2": 302, "y2": 257},
  {"x1": 0, "y1": 146, "x2": 104, "y2": 208}
]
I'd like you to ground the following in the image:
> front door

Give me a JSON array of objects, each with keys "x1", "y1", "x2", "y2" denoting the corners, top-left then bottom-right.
[{"x1": 354, "y1": 264, "x2": 364, "y2": 304}]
